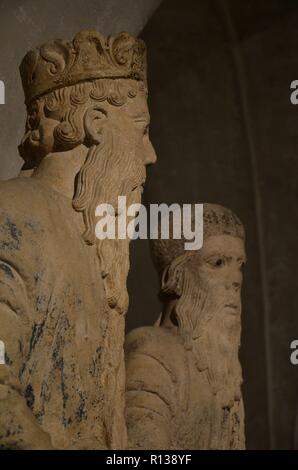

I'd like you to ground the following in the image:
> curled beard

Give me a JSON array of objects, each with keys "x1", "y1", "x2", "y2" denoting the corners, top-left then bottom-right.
[
  {"x1": 73, "y1": 129, "x2": 145, "y2": 315},
  {"x1": 174, "y1": 270, "x2": 243, "y2": 404}
]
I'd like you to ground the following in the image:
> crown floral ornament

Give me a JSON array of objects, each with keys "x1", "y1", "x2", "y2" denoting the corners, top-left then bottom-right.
[{"x1": 19, "y1": 30, "x2": 147, "y2": 106}]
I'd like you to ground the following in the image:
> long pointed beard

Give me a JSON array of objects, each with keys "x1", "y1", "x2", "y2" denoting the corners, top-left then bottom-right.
[
  {"x1": 73, "y1": 131, "x2": 145, "y2": 315},
  {"x1": 98, "y1": 187, "x2": 143, "y2": 315}
]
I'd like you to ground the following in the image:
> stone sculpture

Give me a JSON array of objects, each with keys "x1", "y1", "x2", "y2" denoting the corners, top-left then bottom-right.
[
  {"x1": 125, "y1": 204, "x2": 246, "y2": 449},
  {"x1": 0, "y1": 30, "x2": 156, "y2": 449}
]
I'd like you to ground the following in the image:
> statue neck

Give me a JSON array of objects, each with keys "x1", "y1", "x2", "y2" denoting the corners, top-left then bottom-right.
[
  {"x1": 160, "y1": 299, "x2": 179, "y2": 330},
  {"x1": 31, "y1": 145, "x2": 88, "y2": 200}
]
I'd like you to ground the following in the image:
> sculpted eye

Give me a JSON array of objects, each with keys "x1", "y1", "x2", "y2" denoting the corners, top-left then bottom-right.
[
  {"x1": 134, "y1": 117, "x2": 150, "y2": 138},
  {"x1": 206, "y1": 257, "x2": 225, "y2": 268}
]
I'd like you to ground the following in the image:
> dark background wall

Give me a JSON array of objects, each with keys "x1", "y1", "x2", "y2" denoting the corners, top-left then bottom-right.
[
  {"x1": 0, "y1": 0, "x2": 298, "y2": 451},
  {"x1": 127, "y1": 0, "x2": 298, "y2": 450}
]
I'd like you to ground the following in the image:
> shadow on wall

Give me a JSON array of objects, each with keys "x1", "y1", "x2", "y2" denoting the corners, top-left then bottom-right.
[{"x1": 127, "y1": 0, "x2": 298, "y2": 450}]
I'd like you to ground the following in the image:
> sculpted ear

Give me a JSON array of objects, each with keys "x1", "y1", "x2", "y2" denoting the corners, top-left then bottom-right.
[{"x1": 84, "y1": 106, "x2": 107, "y2": 145}]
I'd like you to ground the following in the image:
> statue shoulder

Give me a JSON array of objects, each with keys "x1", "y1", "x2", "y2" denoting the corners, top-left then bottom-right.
[
  {"x1": 125, "y1": 325, "x2": 185, "y2": 371},
  {"x1": 0, "y1": 178, "x2": 51, "y2": 256},
  {"x1": 126, "y1": 325, "x2": 180, "y2": 349},
  {"x1": 125, "y1": 326, "x2": 189, "y2": 414},
  {"x1": 0, "y1": 177, "x2": 40, "y2": 212},
  {"x1": 0, "y1": 177, "x2": 60, "y2": 227}
]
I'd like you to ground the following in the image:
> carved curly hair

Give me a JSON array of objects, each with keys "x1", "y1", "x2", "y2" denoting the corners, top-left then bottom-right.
[{"x1": 18, "y1": 78, "x2": 146, "y2": 170}]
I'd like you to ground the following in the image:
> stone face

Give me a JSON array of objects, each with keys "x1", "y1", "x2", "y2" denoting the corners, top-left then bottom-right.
[
  {"x1": 125, "y1": 204, "x2": 246, "y2": 450},
  {"x1": 0, "y1": 31, "x2": 156, "y2": 450}
]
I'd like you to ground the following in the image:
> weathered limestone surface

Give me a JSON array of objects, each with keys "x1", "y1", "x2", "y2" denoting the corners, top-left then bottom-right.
[
  {"x1": 126, "y1": 204, "x2": 246, "y2": 450},
  {"x1": 0, "y1": 30, "x2": 156, "y2": 449}
]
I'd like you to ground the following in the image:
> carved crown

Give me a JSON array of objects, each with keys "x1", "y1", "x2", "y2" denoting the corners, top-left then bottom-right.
[{"x1": 19, "y1": 30, "x2": 147, "y2": 106}]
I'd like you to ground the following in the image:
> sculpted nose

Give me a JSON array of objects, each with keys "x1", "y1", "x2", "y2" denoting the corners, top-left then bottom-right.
[
  {"x1": 232, "y1": 281, "x2": 241, "y2": 291},
  {"x1": 225, "y1": 272, "x2": 242, "y2": 291},
  {"x1": 144, "y1": 141, "x2": 157, "y2": 166}
]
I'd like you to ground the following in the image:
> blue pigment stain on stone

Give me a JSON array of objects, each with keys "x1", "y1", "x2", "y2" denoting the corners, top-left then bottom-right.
[{"x1": 0, "y1": 218, "x2": 22, "y2": 251}]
